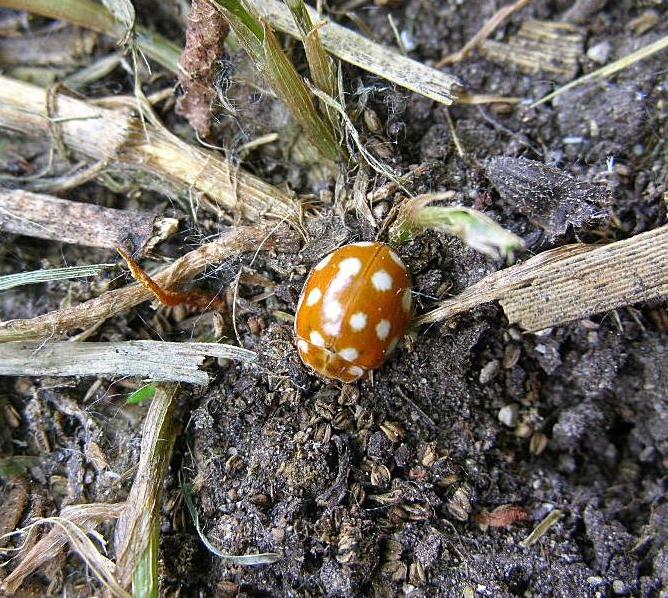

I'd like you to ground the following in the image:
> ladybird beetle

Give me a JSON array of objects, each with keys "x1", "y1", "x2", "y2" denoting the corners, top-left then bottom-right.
[{"x1": 294, "y1": 242, "x2": 413, "y2": 383}]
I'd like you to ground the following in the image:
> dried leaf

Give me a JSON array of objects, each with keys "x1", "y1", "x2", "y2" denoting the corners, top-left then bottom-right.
[
  {"x1": 176, "y1": 0, "x2": 229, "y2": 138},
  {"x1": 484, "y1": 157, "x2": 609, "y2": 240}
]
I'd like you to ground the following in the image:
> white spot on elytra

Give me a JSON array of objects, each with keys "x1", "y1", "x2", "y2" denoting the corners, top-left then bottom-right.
[
  {"x1": 352, "y1": 241, "x2": 373, "y2": 247},
  {"x1": 386, "y1": 337, "x2": 399, "y2": 354},
  {"x1": 402, "y1": 289, "x2": 412, "y2": 313},
  {"x1": 310, "y1": 330, "x2": 325, "y2": 347},
  {"x1": 323, "y1": 320, "x2": 341, "y2": 336},
  {"x1": 338, "y1": 257, "x2": 363, "y2": 277},
  {"x1": 297, "y1": 339, "x2": 309, "y2": 354},
  {"x1": 349, "y1": 312, "x2": 368, "y2": 331},
  {"x1": 306, "y1": 287, "x2": 322, "y2": 306},
  {"x1": 389, "y1": 250, "x2": 405, "y2": 268},
  {"x1": 339, "y1": 347, "x2": 359, "y2": 362},
  {"x1": 372, "y1": 270, "x2": 393, "y2": 291},
  {"x1": 330, "y1": 257, "x2": 363, "y2": 293},
  {"x1": 324, "y1": 299, "x2": 343, "y2": 321},
  {"x1": 314, "y1": 253, "x2": 332, "y2": 271},
  {"x1": 348, "y1": 365, "x2": 364, "y2": 378},
  {"x1": 376, "y1": 319, "x2": 391, "y2": 340}
]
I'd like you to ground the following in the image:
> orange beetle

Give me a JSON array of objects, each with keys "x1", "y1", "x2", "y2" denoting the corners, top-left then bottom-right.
[{"x1": 294, "y1": 242, "x2": 413, "y2": 383}]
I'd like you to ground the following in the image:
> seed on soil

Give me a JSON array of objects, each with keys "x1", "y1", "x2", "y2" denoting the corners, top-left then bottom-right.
[
  {"x1": 530, "y1": 432, "x2": 549, "y2": 455},
  {"x1": 381, "y1": 559, "x2": 407, "y2": 581},
  {"x1": 421, "y1": 443, "x2": 438, "y2": 467},
  {"x1": 514, "y1": 421, "x2": 533, "y2": 438},
  {"x1": 370, "y1": 463, "x2": 391, "y2": 487},
  {"x1": 479, "y1": 359, "x2": 500, "y2": 384},
  {"x1": 409, "y1": 561, "x2": 427, "y2": 586},
  {"x1": 380, "y1": 420, "x2": 406, "y2": 443},
  {"x1": 503, "y1": 344, "x2": 521, "y2": 369},
  {"x1": 363, "y1": 108, "x2": 383, "y2": 134},
  {"x1": 498, "y1": 404, "x2": 520, "y2": 427},
  {"x1": 349, "y1": 482, "x2": 366, "y2": 506},
  {"x1": 447, "y1": 484, "x2": 472, "y2": 521}
]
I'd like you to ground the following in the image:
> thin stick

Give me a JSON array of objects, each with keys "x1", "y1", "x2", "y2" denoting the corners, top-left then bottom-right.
[
  {"x1": 0, "y1": 226, "x2": 299, "y2": 343},
  {"x1": 531, "y1": 34, "x2": 668, "y2": 107},
  {"x1": 436, "y1": 0, "x2": 534, "y2": 67}
]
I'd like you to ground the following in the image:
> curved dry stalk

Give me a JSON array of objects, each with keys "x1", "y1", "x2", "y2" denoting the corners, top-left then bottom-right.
[
  {"x1": 0, "y1": 76, "x2": 299, "y2": 223},
  {"x1": 114, "y1": 384, "x2": 178, "y2": 590},
  {"x1": 0, "y1": 0, "x2": 181, "y2": 73},
  {"x1": 1, "y1": 503, "x2": 126, "y2": 596},
  {"x1": 0, "y1": 225, "x2": 299, "y2": 343}
]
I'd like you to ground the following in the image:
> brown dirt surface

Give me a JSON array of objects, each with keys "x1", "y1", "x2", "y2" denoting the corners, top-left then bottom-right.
[{"x1": 1, "y1": 0, "x2": 667, "y2": 597}]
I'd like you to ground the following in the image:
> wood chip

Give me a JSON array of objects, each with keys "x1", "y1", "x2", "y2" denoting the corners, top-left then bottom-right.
[{"x1": 481, "y1": 20, "x2": 584, "y2": 80}]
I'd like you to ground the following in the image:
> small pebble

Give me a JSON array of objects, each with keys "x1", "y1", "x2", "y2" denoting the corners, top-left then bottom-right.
[
  {"x1": 498, "y1": 404, "x2": 519, "y2": 427},
  {"x1": 587, "y1": 41, "x2": 611, "y2": 64},
  {"x1": 479, "y1": 360, "x2": 500, "y2": 384},
  {"x1": 612, "y1": 580, "x2": 626, "y2": 595}
]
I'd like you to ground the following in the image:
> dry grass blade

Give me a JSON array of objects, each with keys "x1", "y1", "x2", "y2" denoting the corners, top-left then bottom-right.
[
  {"x1": 101, "y1": 0, "x2": 135, "y2": 43},
  {"x1": 521, "y1": 510, "x2": 564, "y2": 548},
  {"x1": 531, "y1": 34, "x2": 668, "y2": 107},
  {"x1": 0, "y1": 190, "x2": 169, "y2": 251},
  {"x1": 132, "y1": 518, "x2": 159, "y2": 598},
  {"x1": 0, "y1": 341, "x2": 257, "y2": 384},
  {"x1": 114, "y1": 384, "x2": 179, "y2": 590},
  {"x1": 252, "y1": 0, "x2": 461, "y2": 105},
  {"x1": 0, "y1": 502, "x2": 125, "y2": 596},
  {"x1": 0, "y1": 264, "x2": 115, "y2": 292},
  {"x1": 416, "y1": 225, "x2": 668, "y2": 331},
  {"x1": 208, "y1": 0, "x2": 340, "y2": 162},
  {"x1": 0, "y1": 76, "x2": 298, "y2": 223},
  {"x1": 285, "y1": 0, "x2": 342, "y2": 148},
  {"x1": 0, "y1": 0, "x2": 180, "y2": 73},
  {"x1": 0, "y1": 225, "x2": 299, "y2": 343},
  {"x1": 181, "y1": 476, "x2": 282, "y2": 565},
  {"x1": 285, "y1": 0, "x2": 338, "y2": 114}
]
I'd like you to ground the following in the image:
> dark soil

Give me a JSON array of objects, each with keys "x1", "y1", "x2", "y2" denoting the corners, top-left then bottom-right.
[{"x1": 1, "y1": 0, "x2": 667, "y2": 597}]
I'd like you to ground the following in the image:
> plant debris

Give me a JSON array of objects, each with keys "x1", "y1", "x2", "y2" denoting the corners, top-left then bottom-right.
[
  {"x1": 484, "y1": 156, "x2": 609, "y2": 240},
  {"x1": 0, "y1": 341, "x2": 257, "y2": 384},
  {"x1": 176, "y1": 0, "x2": 229, "y2": 138}
]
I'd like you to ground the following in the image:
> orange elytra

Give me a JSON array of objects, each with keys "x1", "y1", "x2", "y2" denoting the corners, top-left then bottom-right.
[{"x1": 294, "y1": 242, "x2": 413, "y2": 383}]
